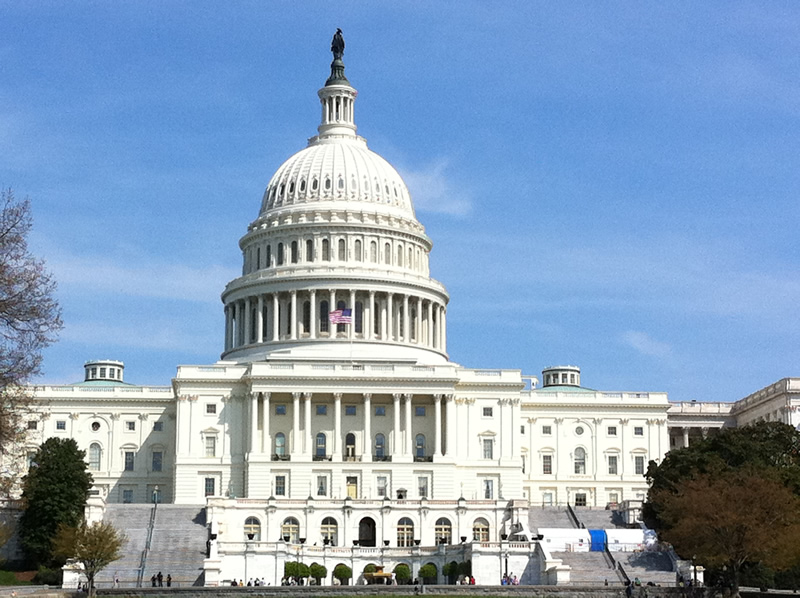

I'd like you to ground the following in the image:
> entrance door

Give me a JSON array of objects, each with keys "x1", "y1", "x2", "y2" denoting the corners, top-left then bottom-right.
[
  {"x1": 346, "y1": 476, "x2": 358, "y2": 498},
  {"x1": 358, "y1": 517, "x2": 376, "y2": 547}
]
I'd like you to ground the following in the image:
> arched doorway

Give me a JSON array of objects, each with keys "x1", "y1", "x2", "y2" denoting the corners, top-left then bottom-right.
[{"x1": 358, "y1": 516, "x2": 376, "y2": 547}]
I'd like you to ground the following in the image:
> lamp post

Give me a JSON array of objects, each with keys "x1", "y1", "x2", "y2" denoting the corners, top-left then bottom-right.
[{"x1": 693, "y1": 555, "x2": 697, "y2": 586}]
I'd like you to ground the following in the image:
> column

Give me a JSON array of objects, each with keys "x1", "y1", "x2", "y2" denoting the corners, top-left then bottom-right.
[
  {"x1": 244, "y1": 298, "x2": 252, "y2": 345},
  {"x1": 404, "y1": 393, "x2": 413, "y2": 457},
  {"x1": 444, "y1": 395, "x2": 455, "y2": 457},
  {"x1": 224, "y1": 305, "x2": 231, "y2": 351},
  {"x1": 349, "y1": 290, "x2": 356, "y2": 339},
  {"x1": 368, "y1": 291, "x2": 376, "y2": 340},
  {"x1": 250, "y1": 393, "x2": 258, "y2": 454},
  {"x1": 434, "y1": 394, "x2": 442, "y2": 457},
  {"x1": 402, "y1": 295, "x2": 409, "y2": 343},
  {"x1": 392, "y1": 393, "x2": 401, "y2": 455},
  {"x1": 426, "y1": 302, "x2": 433, "y2": 347},
  {"x1": 682, "y1": 427, "x2": 689, "y2": 448},
  {"x1": 290, "y1": 290, "x2": 297, "y2": 340},
  {"x1": 363, "y1": 393, "x2": 372, "y2": 461},
  {"x1": 334, "y1": 392, "x2": 342, "y2": 458},
  {"x1": 441, "y1": 307, "x2": 447, "y2": 352},
  {"x1": 310, "y1": 290, "x2": 317, "y2": 339},
  {"x1": 256, "y1": 295, "x2": 264, "y2": 343},
  {"x1": 415, "y1": 297, "x2": 422, "y2": 343},
  {"x1": 304, "y1": 392, "x2": 312, "y2": 456},
  {"x1": 262, "y1": 392, "x2": 271, "y2": 454},
  {"x1": 387, "y1": 294, "x2": 393, "y2": 340},
  {"x1": 329, "y1": 289, "x2": 336, "y2": 335},
  {"x1": 292, "y1": 392, "x2": 301, "y2": 456},
  {"x1": 272, "y1": 294, "x2": 279, "y2": 341}
]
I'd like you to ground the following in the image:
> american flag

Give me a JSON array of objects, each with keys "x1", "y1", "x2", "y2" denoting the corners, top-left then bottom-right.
[{"x1": 329, "y1": 308, "x2": 352, "y2": 324}]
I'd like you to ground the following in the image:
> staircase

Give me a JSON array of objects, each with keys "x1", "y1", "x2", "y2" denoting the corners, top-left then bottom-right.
[
  {"x1": 553, "y1": 551, "x2": 617, "y2": 585},
  {"x1": 529, "y1": 506, "x2": 575, "y2": 532},
  {"x1": 145, "y1": 505, "x2": 207, "y2": 587},
  {"x1": 573, "y1": 507, "x2": 629, "y2": 529},
  {"x1": 96, "y1": 504, "x2": 153, "y2": 587},
  {"x1": 618, "y1": 551, "x2": 677, "y2": 586}
]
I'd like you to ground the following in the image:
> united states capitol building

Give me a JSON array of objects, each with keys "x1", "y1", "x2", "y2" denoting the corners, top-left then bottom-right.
[{"x1": 17, "y1": 36, "x2": 800, "y2": 587}]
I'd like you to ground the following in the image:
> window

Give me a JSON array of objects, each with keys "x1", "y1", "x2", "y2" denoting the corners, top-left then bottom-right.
[
  {"x1": 126, "y1": 421, "x2": 136, "y2": 431},
  {"x1": 88, "y1": 443, "x2": 102, "y2": 471},
  {"x1": 415, "y1": 434, "x2": 426, "y2": 458},
  {"x1": 291, "y1": 241, "x2": 298, "y2": 263},
  {"x1": 482, "y1": 407, "x2": 493, "y2": 417},
  {"x1": 542, "y1": 454, "x2": 553, "y2": 475},
  {"x1": 574, "y1": 447, "x2": 586, "y2": 474},
  {"x1": 124, "y1": 451, "x2": 135, "y2": 471},
  {"x1": 375, "y1": 434, "x2": 386, "y2": 458},
  {"x1": 205, "y1": 436, "x2": 216, "y2": 458},
  {"x1": 277, "y1": 243, "x2": 284, "y2": 265},
  {"x1": 397, "y1": 517, "x2": 414, "y2": 547},
  {"x1": 375, "y1": 406, "x2": 386, "y2": 416},
  {"x1": 206, "y1": 404, "x2": 217, "y2": 415},
  {"x1": 317, "y1": 476, "x2": 328, "y2": 496},
  {"x1": 415, "y1": 406, "x2": 426, "y2": 417},
  {"x1": 575, "y1": 493, "x2": 587, "y2": 507},
  {"x1": 316, "y1": 405, "x2": 327, "y2": 416},
  {"x1": 122, "y1": 489, "x2": 133, "y2": 504},
  {"x1": 322, "y1": 239, "x2": 330, "y2": 261},
  {"x1": 354, "y1": 239, "x2": 362, "y2": 261},
  {"x1": 281, "y1": 517, "x2": 299, "y2": 543},
  {"x1": 315, "y1": 433, "x2": 327, "y2": 458},
  {"x1": 345, "y1": 433, "x2": 356, "y2": 458},
  {"x1": 609, "y1": 492, "x2": 620, "y2": 505},
  {"x1": 521, "y1": 425, "x2": 525, "y2": 434},
  {"x1": 152, "y1": 451, "x2": 163, "y2": 472},
  {"x1": 435, "y1": 518, "x2": 452, "y2": 544},
  {"x1": 274, "y1": 433, "x2": 286, "y2": 456},
  {"x1": 153, "y1": 421, "x2": 163, "y2": 431},
  {"x1": 244, "y1": 517, "x2": 261, "y2": 541},
  {"x1": 91, "y1": 422, "x2": 100, "y2": 432},
  {"x1": 418, "y1": 476, "x2": 428, "y2": 498},
  {"x1": 608, "y1": 455, "x2": 618, "y2": 475},
  {"x1": 306, "y1": 239, "x2": 314, "y2": 262},
  {"x1": 100, "y1": 367, "x2": 106, "y2": 378},
  {"x1": 575, "y1": 425, "x2": 584, "y2": 436},
  {"x1": 345, "y1": 405, "x2": 356, "y2": 416},
  {"x1": 542, "y1": 425, "x2": 552, "y2": 435},
  {"x1": 483, "y1": 479, "x2": 494, "y2": 499},
  {"x1": 473, "y1": 518, "x2": 490, "y2": 541},
  {"x1": 376, "y1": 475, "x2": 388, "y2": 497},
  {"x1": 321, "y1": 517, "x2": 338, "y2": 546},
  {"x1": 275, "y1": 475, "x2": 286, "y2": 496},
  {"x1": 635, "y1": 455, "x2": 646, "y2": 475},
  {"x1": 275, "y1": 404, "x2": 286, "y2": 415},
  {"x1": 90, "y1": 367, "x2": 97, "y2": 378},
  {"x1": 56, "y1": 420, "x2": 66, "y2": 431},
  {"x1": 634, "y1": 426, "x2": 644, "y2": 436},
  {"x1": 483, "y1": 438, "x2": 493, "y2": 460},
  {"x1": 607, "y1": 426, "x2": 617, "y2": 436},
  {"x1": 338, "y1": 238, "x2": 346, "y2": 261}
]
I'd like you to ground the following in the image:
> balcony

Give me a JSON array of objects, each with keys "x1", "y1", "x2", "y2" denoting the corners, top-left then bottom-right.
[
  {"x1": 373, "y1": 455, "x2": 392, "y2": 462},
  {"x1": 313, "y1": 455, "x2": 332, "y2": 462},
  {"x1": 343, "y1": 455, "x2": 362, "y2": 462},
  {"x1": 271, "y1": 454, "x2": 290, "y2": 461},
  {"x1": 414, "y1": 456, "x2": 433, "y2": 463}
]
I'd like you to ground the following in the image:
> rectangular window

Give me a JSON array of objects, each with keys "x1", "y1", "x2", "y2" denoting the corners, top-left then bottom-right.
[
  {"x1": 607, "y1": 426, "x2": 617, "y2": 436},
  {"x1": 418, "y1": 477, "x2": 428, "y2": 498},
  {"x1": 345, "y1": 405, "x2": 356, "y2": 416},
  {"x1": 99, "y1": 367, "x2": 106, "y2": 378},
  {"x1": 415, "y1": 406, "x2": 426, "y2": 417},
  {"x1": 542, "y1": 425, "x2": 552, "y2": 436},
  {"x1": 375, "y1": 406, "x2": 386, "y2": 416},
  {"x1": 609, "y1": 492, "x2": 619, "y2": 505},
  {"x1": 206, "y1": 403, "x2": 217, "y2": 415},
  {"x1": 635, "y1": 455, "x2": 646, "y2": 475},
  {"x1": 275, "y1": 404, "x2": 286, "y2": 415},
  {"x1": 153, "y1": 421, "x2": 163, "y2": 432},
  {"x1": 275, "y1": 475, "x2": 286, "y2": 496},
  {"x1": 634, "y1": 426, "x2": 644, "y2": 436},
  {"x1": 152, "y1": 451, "x2": 163, "y2": 472},
  {"x1": 608, "y1": 455, "x2": 618, "y2": 475},
  {"x1": 483, "y1": 438, "x2": 494, "y2": 459},
  {"x1": 575, "y1": 493, "x2": 587, "y2": 507},
  {"x1": 543, "y1": 492, "x2": 553, "y2": 506},
  {"x1": 376, "y1": 476, "x2": 388, "y2": 497},
  {"x1": 543, "y1": 454, "x2": 553, "y2": 475},
  {"x1": 205, "y1": 436, "x2": 216, "y2": 458},
  {"x1": 56, "y1": 420, "x2": 66, "y2": 431},
  {"x1": 126, "y1": 421, "x2": 136, "y2": 431},
  {"x1": 122, "y1": 489, "x2": 133, "y2": 504},
  {"x1": 204, "y1": 477, "x2": 215, "y2": 497},
  {"x1": 317, "y1": 476, "x2": 327, "y2": 496},
  {"x1": 124, "y1": 451, "x2": 135, "y2": 471},
  {"x1": 27, "y1": 420, "x2": 37, "y2": 431},
  {"x1": 521, "y1": 425, "x2": 525, "y2": 434},
  {"x1": 316, "y1": 405, "x2": 327, "y2": 416},
  {"x1": 483, "y1": 479, "x2": 494, "y2": 499},
  {"x1": 482, "y1": 407, "x2": 493, "y2": 417}
]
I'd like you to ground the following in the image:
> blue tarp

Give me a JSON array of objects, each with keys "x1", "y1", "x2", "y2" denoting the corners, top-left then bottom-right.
[{"x1": 589, "y1": 529, "x2": 607, "y2": 551}]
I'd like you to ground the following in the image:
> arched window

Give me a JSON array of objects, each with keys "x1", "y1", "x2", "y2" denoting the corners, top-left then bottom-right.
[
  {"x1": 322, "y1": 239, "x2": 330, "y2": 261},
  {"x1": 300, "y1": 178, "x2": 306, "y2": 193},
  {"x1": 321, "y1": 517, "x2": 338, "y2": 546},
  {"x1": 397, "y1": 245, "x2": 403, "y2": 267},
  {"x1": 338, "y1": 239, "x2": 346, "y2": 261},
  {"x1": 415, "y1": 434, "x2": 426, "y2": 459},
  {"x1": 375, "y1": 433, "x2": 386, "y2": 459},
  {"x1": 302, "y1": 301, "x2": 311, "y2": 334},
  {"x1": 355, "y1": 301, "x2": 363, "y2": 334},
  {"x1": 277, "y1": 243, "x2": 284, "y2": 266},
  {"x1": 472, "y1": 518, "x2": 490, "y2": 541},
  {"x1": 306, "y1": 239, "x2": 314, "y2": 262},
  {"x1": 266, "y1": 245, "x2": 272, "y2": 267},
  {"x1": 408, "y1": 247, "x2": 412, "y2": 268},
  {"x1": 291, "y1": 241, "x2": 298, "y2": 264},
  {"x1": 374, "y1": 305, "x2": 381, "y2": 338},
  {"x1": 434, "y1": 518, "x2": 452, "y2": 545},
  {"x1": 274, "y1": 432, "x2": 286, "y2": 457},
  {"x1": 337, "y1": 177, "x2": 344, "y2": 191},
  {"x1": 281, "y1": 517, "x2": 300, "y2": 543},
  {"x1": 574, "y1": 447, "x2": 586, "y2": 474},
  {"x1": 410, "y1": 308, "x2": 417, "y2": 341},
  {"x1": 315, "y1": 433, "x2": 327, "y2": 458},
  {"x1": 397, "y1": 517, "x2": 414, "y2": 547},
  {"x1": 384, "y1": 243, "x2": 391, "y2": 265},
  {"x1": 256, "y1": 247, "x2": 261, "y2": 270},
  {"x1": 244, "y1": 517, "x2": 261, "y2": 541},
  {"x1": 312, "y1": 177, "x2": 319, "y2": 192},
  {"x1": 345, "y1": 433, "x2": 356, "y2": 459},
  {"x1": 370, "y1": 240, "x2": 377, "y2": 262},
  {"x1": 354, "y1": 239, "x2": 362, "y2": 262},
  {"x1": 88, "y1": 443, "x2": 102, "y2": 471},
  {"x1": 325, "y1": 177, "x2": 331, "y2": 191},
  {"x1": 319, "y1": 300, "x2": 329, "y2": 333}
]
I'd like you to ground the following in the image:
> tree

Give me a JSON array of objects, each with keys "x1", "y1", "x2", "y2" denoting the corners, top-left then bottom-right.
[
  {"x1": 393, "y1": 563, "x2": 411, "y2": 584},
  {"x1": 18, "y1": 438, "x2": 93, "y2": 566},
  {"x1": 333, "y1": 563, "x2": 352, "y2": 585},
  {"x1": 308, "y1": 562, "x2": 327, "y2": 585},
  {"x1": 0, "y1": 190, "x2": 62, "y2": 471},
  {"x1": 53, "y1": 521, "x2": 126, "y2": 598},
  {"x1": 418, "y1": 563, "x2": 437, "y2": 584}
]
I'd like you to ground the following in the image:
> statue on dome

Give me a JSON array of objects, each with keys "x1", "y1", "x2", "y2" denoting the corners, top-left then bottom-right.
[{"x1": 331, "y1": 28, "x2": 345, "y2": 60}]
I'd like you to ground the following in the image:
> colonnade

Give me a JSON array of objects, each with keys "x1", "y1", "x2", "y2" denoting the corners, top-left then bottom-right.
[{"x1": 224, "y1": 289, "x2": 447, "y2": 353}]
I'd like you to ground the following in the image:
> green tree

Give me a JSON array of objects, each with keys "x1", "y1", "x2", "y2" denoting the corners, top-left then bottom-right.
[
  {"x1": 333, "y1": 563, "x2": 352, "y2": 585},
  {"x1": 0, "y1": 190, "x2": 62, "y2": 491},
  {"x1": 308, "y1": 562, "x2": 327, "y2": 585},
  {"x1": 284, "y1": 561, "x2": 298, "y2": 581},
  {"x1": 18, "y1": 438, "x2": 93, "y2": 566},
  {"x1": 418, "y1": 563, "x2": 437, "y2": 584},
  {"x1": 393, "y1": 563, "x2": 411, "y2": 583},
  {"x1": 53, "y1": 521, "x2": 126, "y2": 598}
]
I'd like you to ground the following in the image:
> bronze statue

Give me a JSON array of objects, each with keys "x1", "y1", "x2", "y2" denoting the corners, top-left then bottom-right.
[{"x1": 331, "y1": 28, "x2": 344, "y2": 60}]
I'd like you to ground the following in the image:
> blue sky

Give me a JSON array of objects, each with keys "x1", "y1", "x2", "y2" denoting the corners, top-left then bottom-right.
[{"x1": 2, "y1": 3, "x2": 798, "y2": 402}]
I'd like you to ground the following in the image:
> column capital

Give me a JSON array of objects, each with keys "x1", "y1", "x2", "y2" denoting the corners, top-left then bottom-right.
[
  {"x1": 333, "y1": 392, "x2": 342, "y2": 401},
  {"x1": 363, "y1": 393, "x2": 372, "y2": 401},
  {"x1": 302, "y1": 392, "x2": 313, "y2": 400},
  {"x1": 392, "y1": 393, "x2": 402, "y2": 401},
  {"x1": 292, "y1": 392, "x2": 302, "y2": 401},
  {"x1": 433, "y1": 394, "x2": 443, "y2": 402},
  {"x1": 403, "y1": 393, "x2": 413, "y2": 401}
]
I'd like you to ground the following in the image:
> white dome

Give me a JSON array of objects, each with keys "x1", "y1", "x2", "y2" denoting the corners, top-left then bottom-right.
[{"x1": 259, "y1": 136, "x2": 415, "y2": 219}]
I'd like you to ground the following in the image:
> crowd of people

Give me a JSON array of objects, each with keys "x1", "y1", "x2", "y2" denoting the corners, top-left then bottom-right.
[{"x1": 150, "y1": 571, "x2": 172, "y2": 587}]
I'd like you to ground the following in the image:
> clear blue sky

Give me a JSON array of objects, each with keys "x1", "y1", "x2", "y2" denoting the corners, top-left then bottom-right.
[{"x1": 2, "y1": 3, "x2": 798, "y2": 402}]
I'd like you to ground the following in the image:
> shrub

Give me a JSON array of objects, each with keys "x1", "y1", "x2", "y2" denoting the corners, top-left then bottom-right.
[
  {"x1": 418, "y1": 563, "x2": 437, "y2": 583},
  {"x1": 309, "y1": 563, "x2": 327, "y2": 584},
  {"x1": 333, "y1": 564, "x2": 352, "y2": 585},
  {"x1": 32, "y1": 566, "x2": 62, "y2": 586},
  {"x1": 394, "y1": 563, "x2": 411, "y2": 583}
]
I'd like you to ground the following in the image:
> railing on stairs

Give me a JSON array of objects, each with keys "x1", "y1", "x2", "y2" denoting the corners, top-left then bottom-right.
[
  {"x1": 604, "y1": 543, "x2": 629, "y2": 584},
  {"x1": 136, "y1": 502, "x2": 158, "y2": 588},
  {"x1": 566, "y1": 504, "x2": 585, "y2": 528}
]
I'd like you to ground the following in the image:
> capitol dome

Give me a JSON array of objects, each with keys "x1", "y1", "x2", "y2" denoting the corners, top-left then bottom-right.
[{"x1": 220, "y1": 38, "x2": 449, "y2": 364}]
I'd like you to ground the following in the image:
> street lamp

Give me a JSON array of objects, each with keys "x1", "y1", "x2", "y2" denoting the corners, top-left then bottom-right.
[{"x1": 693, "y1": 555, "x2": 697, "y2": 585}]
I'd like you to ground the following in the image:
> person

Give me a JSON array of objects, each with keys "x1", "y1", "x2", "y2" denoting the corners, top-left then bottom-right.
[
  {"x1": 114, "y1": 574, "x2": 119, "y2": 588},
  {"x1": 157, "y1": 571, "x2": 163, "y2": 587},
  {"x1": 151, "y1": 575, "x2": 157, "y2": 587},
  {"x1": 625, "y1": 580, "x2": 633, "y2": 598},
  {"x1": 166, "y1": 574, "x2": 172, "y2": 587},
  {"x1": 512, "y1": 575, "x2": 519, "y2": 585}
]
